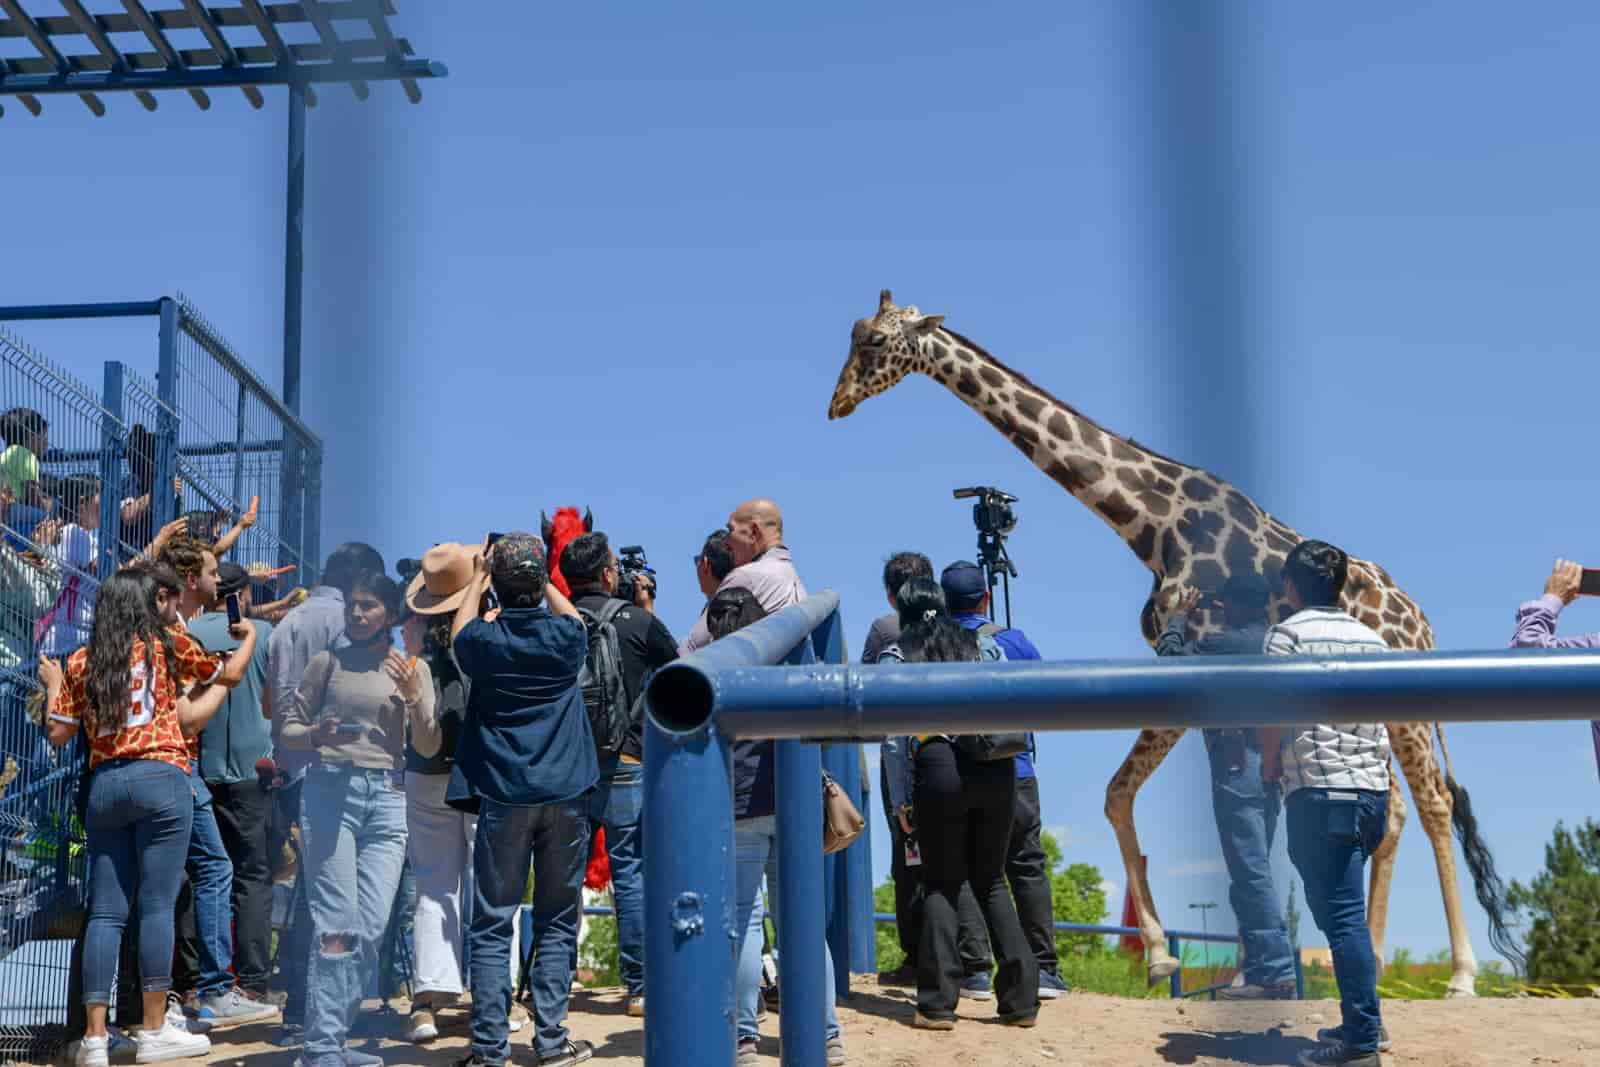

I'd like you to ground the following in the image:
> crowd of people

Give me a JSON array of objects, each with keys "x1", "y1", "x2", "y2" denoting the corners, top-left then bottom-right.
[{"x1": 3, "y1": 398, "x2": 1597, "y2": 1067}]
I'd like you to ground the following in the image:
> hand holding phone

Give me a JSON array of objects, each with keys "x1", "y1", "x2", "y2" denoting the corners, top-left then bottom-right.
[
  {"x1": 225, "y1": 592, "x2": 242, "y2": 626},
  {"x1": 1581, "y1": 569, "x2": 1600, "y2": 598}
]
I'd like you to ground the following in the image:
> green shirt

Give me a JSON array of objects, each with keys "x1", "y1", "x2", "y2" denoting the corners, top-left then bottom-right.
[{"x1": 0, "y1": 444, "x2": 39, "y2": 502}]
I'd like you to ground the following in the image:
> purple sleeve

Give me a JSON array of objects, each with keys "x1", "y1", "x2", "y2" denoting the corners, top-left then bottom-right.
[{"x1": 1509, "y1": 595, "x2": 1600, "y2": 649}]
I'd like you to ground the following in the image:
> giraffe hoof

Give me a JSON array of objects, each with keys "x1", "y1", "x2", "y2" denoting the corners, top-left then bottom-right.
[
  {"x1": 1147, "y1": 958, "x2": 1180, "y2": 986},
  {"x1": 1444, "y1": 979, "x2": 1478, "y2": 999}
]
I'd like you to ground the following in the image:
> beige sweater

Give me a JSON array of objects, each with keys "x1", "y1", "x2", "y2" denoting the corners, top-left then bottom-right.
[{"x1": 279, "y1": 643, "x2": 439, "y2": 770}]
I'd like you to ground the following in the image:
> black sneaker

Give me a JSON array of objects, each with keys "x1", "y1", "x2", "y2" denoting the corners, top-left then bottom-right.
[
  {"x1": 1317, "y1": 1025, "x2": 1392, "y2": 1053},
  {"x1": 1298, "y1": 1040, "x2": 1381, "y2": 1067},
  {"x1": 1217, "y1": 981, "x2": 1296, "y2": 1001},
  {"x1": 452, "y1": 1057, "x2": 500, "y2": 1067},
  {"x1": 877, "y1": 962, "x2": 917, "y2": 987},
  {"x1": 537, "y1": 1039, "x2": 595, "y2": 1067}
]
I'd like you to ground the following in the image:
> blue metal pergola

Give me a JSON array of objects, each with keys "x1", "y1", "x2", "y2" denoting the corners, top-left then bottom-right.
[{"x1": 0, "y1": 0, "x2": 446, "y2": 424}]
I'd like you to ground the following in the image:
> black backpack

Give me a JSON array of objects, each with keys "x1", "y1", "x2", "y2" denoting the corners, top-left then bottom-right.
[
  {"x1": 954, "y1": 622, "x2": 1030, "y2": 762},
  {"x1": 577, "y1": 599, "x2": 632, "y2": 756}
]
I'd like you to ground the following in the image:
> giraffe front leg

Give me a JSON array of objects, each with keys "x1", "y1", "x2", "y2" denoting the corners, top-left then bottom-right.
[
  {"x1": 1393, "y1": 744, "x2": 1479, "y2": 998},
  {"x1": 1365, "y1": 774, "x2": 1406, "y2": 975},
  {"x1": 1104, "y1": 729, "x2": 1185, "y2": 986}
]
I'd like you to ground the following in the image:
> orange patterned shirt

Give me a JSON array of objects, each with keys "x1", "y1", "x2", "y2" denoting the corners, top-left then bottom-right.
[
  {"x1": 168, "y1": 623, "x2": 224, "y2": 760},
  {"x1": 49, "y1": 640, "x2": 192, "y2": 773}
]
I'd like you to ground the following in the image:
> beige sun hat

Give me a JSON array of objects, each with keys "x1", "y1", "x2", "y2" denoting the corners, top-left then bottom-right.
[{"x1": 405, "y1": 542, "x2": 480, "y2": 615}]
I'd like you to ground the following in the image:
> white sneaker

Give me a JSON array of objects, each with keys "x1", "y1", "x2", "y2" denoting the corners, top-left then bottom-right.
[
  {"x1": 134, "y1": 1020, "x2": 211, "y2": 1063},
  {"x1": 74, "y1": 1034, "x2": 109, "y2": 1067}
]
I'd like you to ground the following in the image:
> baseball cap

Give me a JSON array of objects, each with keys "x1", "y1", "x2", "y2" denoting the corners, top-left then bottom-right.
[
  {"x1": 940, "y1": 560, "x2": 987, "y2": 602},
  {"x1": 490, "y1": 531, "x2": 547, "y2": 598},
  {"x1": 216, "y1": 562, "x2": 250, "y2": 598}
]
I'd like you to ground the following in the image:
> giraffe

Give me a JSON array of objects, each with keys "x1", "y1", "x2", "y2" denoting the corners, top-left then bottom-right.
[{"x1": 827, "y1": 290, "x2": 1519, "y2": 997}]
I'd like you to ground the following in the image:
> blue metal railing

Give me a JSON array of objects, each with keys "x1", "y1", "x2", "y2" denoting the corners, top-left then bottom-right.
[{"x1": 643, "y1": 591, "x2": 1597, "y2": 1067}]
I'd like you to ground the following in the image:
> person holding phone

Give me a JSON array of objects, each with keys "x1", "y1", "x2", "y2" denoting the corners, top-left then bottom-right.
[
  {"x1": 1510, "y1": 558, "x2": 1600, "y2": 783},
  {"x1": 278, "y1": 571, "x2": 436, "y2": 1067}
]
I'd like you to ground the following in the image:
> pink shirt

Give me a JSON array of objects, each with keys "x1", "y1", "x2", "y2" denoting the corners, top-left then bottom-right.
[{"x1": 679, "y1": 546, "x2": 808, "y2": 654}]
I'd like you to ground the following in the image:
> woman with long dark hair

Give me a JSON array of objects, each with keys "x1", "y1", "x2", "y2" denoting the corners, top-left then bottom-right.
[
  {"x1": 888, "y1": 577, "x2": 1039, "y2": 1030},
  {"x1": 707, "y1": 587, "x2": 846, "y2": 1067},
  {"x1": 279, "y1": 570, "x2": 434, "y2": 1067},
  {"x1": 39, "y1": 568, "x2": 235, "y2": 1066}
]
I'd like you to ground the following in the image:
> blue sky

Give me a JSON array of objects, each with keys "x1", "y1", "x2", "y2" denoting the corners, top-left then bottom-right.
[{"x1": 5, "y1": 2, "x2": 1598, "y2": 964}]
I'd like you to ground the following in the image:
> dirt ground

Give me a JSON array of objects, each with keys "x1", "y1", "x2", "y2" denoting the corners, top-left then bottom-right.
[{"x1": 187, "y1": 977, "x2": 1593, "y2": 1066}]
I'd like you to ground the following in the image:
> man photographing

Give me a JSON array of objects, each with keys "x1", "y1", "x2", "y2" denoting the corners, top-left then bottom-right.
[
  {"x1": 1156, "y1": 574, "x2": 1295, "y2": 1000},
  {"x1": 1510, "y1": 557, "x2": 1600, "y2": 782}
]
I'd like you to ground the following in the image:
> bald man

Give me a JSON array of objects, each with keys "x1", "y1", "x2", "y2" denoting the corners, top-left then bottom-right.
[{"x1": 679, "y1": 498, "x2": 807, "y2": 654}]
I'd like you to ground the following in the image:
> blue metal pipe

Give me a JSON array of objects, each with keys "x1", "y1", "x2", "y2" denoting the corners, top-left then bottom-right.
[
  {"x1": 152, "y1": 299, "x2": 178, "y2": 533},
  {"x1": 642, "y1": 714, "x2": 735, "y2": 1067},
  {"x1": 646, "y1": 640, "x2": 1600, "y2": 741},
  {"x1": 775, "y1": 638, "x2": 827, "y2": 1067},
  {"x1": 97, "y1": 361, "x2": 124, "y2": 578},
  {"x1": 280, "y1": 83, "x2": 306, "y2": 578},
  {"x1": 0, "y1": 301, "x2": 162, "y2": 320}
]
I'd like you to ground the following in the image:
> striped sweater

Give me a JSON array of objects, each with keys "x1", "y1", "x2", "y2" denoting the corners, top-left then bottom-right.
[{"x1": 1264, "y1": 607, "x2": 1392, "y2": 794}]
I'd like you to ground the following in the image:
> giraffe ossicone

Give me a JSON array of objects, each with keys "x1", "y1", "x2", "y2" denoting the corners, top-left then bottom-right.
[{"x1": 831, "y1": 290, "x2": 1522, "y2": 997}]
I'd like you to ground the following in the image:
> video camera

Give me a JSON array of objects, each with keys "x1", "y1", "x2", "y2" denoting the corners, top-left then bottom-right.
[
  {"x1": 615, "y1": 545, "x2": 657, "y2": 604},
  {"x1": 952, "y1": 486, "x2": 1020, "y2": 627}
]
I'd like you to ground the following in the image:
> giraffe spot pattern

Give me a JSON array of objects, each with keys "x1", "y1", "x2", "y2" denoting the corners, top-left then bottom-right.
[
  {"x1": 1095, "y1": 492, "x2": 1139, "y2": 528},
  {"x1": 1047, "y1": 412, "x2": 1072, "y2": 442},
  {"x1": 979, "y1": 365, "x2": 1005, "y2": 389},
  {"x1": 1224, "y1": 490, "x2": 1259, "y2": 532},
  {"x1": 1151, "y1": 460, "x2": 1184, "y2": 480},
  {"x1": 1110, "y1": 438, "x2": 1143, "y2": 463},
  {"x1": 1161, "y1": 528, "x2": 1182, "y2": 574},
  {"x1": 1115, "y1": 468, "x2": 1177, "y2": 518},
  {"x1": 1176, "y1": 508, "x2": 1226, "y2": 553},
  {"x1": 1182, "y1": 477, "x2": 1219, "y2": 503},
  {"x1": 1222, "y1": 526, "x2": 1258, "y2": 578},
  {"x1": 1188, "y1": 558, "x2": 1227, "y2": 591},
  {"x1": 1078, "y1": 422, "x2": 1108, "y2": 457},
  {"x1": 956, "y1": 370, "x2": 981, "y2": 398},
  {"x1": 1014, "y1": 392, "x2": 1046, "y2": 422},
  {"x1": 1046, "y1": 457, "x2": 1105, "y2": 492},
  {"x1": 1128, "y1": 523, "x2": 1157, "y2": 562}
]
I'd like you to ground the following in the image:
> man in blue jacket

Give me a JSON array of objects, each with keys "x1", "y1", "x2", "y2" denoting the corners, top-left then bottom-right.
[{"x1": 939, "y1": 561, "x2": 1065, "y2": 1000}]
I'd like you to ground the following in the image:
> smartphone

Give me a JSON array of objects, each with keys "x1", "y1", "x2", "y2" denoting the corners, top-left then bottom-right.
[
  {"x1": 486, "y1": 532, "x2": 505, "y2": 547},
  {"x1": 225, "y1": 592, "x2": 242, "y2": 626},
  {"x1": 333, "y1": 722, "x2": 365, "y2": 737},
  {"x1": 1581, "y1": 569, "x2": 1600, "y2": 597}
]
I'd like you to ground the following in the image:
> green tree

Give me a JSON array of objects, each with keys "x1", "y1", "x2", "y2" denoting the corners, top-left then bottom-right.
[
  {"x1": 874, "y1": 878, "x2": 905, "y2": 972},
  {"x1": 1042, "y1": 829, "x2": 1110, "y2": 958},
  {"x1": 1506, "y1": 818, "x2": 1600, "y2": 985}
]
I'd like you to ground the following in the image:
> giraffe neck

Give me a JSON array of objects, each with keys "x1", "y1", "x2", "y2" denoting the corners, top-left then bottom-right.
[{"x1": 919, "y1": 327, "x2": 1202, "y2": 573}]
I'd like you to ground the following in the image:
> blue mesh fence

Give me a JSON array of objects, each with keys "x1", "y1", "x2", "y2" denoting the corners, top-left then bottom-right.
[{"x1": 0, "y1": 328, "x2": 99, "y2": 1059}]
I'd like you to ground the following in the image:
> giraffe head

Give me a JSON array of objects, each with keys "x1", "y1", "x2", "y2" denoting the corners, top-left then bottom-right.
[{"x1": 827, "y1": 289, "x2": 945, "y2": 419}]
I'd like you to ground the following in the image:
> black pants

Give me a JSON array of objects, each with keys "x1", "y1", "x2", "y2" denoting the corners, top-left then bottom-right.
[
  {"x1": 269, "y1": 775, "x2": 312, "y2": 1027},
  {"x1": 885, "y1": 756, "x2": 1012, "y2": 975},
  {"x1": 210, "y1": 779, "x2": 275, "y2": 994},
  {"x1": 1007, "y1": 776, "x2": 1059, "y2": 976},
  {"x1": 913, "y1": 740, "x2": 1038, "y2": 1022}
]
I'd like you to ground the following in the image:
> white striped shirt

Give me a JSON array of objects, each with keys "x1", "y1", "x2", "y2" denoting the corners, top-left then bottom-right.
[{"x1": 1264, "y1": 607, "x2": 1392, "y2": 795}]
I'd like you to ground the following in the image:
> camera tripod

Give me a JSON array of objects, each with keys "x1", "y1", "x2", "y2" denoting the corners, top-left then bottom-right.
[{"x1": 976, "y1": 529, "x2": 1016, "y2": 630}]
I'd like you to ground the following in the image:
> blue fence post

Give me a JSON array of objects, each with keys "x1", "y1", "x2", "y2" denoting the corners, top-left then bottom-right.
[
  {"x1": 153, "y1": 298, "x2": 178, "y2": 532},
  {"x1": 97, "y1": 361, "x2": 124, "y2": 576},
  {"x1": 776, "y1": 637, "x2": 827, "y2": 1067},
  {"x1": 642, "y1": 700, "x2": 735, "y2": 1066},
  {"x1": 1168, "y1": 934, "x2": 1183, "y2": 999}
]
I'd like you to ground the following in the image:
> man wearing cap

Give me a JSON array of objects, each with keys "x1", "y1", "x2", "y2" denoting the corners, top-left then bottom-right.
[
  {"x1": 1156, "y1": 573, "x2": 1296, "y2": 1000},
  {"x1": 449, "y1": 533, "x2": 598, "y2": 1067},
  {"x1": 1509, "y1": 558, "x2": 1600, "y2": 784},
  {"x1": 188, "y1": 562, "x2": 280, "y2": 1012},
  {"x1": 939, "y1": 560, "x2": 1065, "y2": 1002}
]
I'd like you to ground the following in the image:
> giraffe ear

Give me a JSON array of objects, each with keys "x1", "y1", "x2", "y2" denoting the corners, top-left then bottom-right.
[{"x1": 904, "y1": 312, "x2": 945, "y2": 336}]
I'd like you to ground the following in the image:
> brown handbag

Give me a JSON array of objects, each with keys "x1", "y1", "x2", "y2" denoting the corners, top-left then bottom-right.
[{"x1": 822, "y1": 771, "x2": 865, "y2": 854}]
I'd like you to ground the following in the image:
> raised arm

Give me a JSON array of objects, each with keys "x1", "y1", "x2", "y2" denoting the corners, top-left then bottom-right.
[{"x1": 210, "y1": 496, "x2": 259, "y2": 558}]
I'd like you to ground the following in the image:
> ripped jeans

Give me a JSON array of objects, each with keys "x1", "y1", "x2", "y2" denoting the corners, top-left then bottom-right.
[{"x1": 299, "y1": 765, "x2": 408, "y2": 1060}]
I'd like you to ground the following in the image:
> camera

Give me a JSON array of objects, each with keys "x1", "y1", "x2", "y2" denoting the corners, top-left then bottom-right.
[
  {"x1": 615, "y1": 545, "x2": 657, "y2": 604},
  {"x1": 953, "y1": 486, "x2": 1018, "y2": 538}
]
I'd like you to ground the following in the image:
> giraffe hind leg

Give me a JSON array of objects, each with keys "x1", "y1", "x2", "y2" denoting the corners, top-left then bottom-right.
[
  {"x1": 1365, "y1": 773, "x2": 1406, "y2": 975},
  {"x1": 1104, "y1": 728, "x2": 1185, "y2": 986},
  {"x1": 1392, "y1": 731, "x2": 1479, "y2": 998}
]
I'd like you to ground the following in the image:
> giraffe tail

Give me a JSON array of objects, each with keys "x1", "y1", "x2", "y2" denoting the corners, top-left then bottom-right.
[{"x1": 1435, "y1": 723, "x2": 1526, "y2": 976}]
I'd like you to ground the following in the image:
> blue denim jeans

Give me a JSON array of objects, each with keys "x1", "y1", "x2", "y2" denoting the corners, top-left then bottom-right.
[
  {"x1": 734, "y1": 815, "x2": 840, "y2": 1044},
  {"x1": 299, "y1": 766, "x2": 408, "y2": 1060},
  {"x1": 185, "y1": 768, "x2": 237, "y2": 998},
  {"x1": 468, "y1": 797, "x2": 588, "y2": 1064},
  {"x1": 1202, "y1": 729, "x2": 1294, "y2": 988},
  {"x1": 587, "y1": 758, "x2": 645, "y2": 997},
  {"x1": 1286, "y1": 788, "x2": 1388, "y2": 1054},
  {"x1": 82, "y1": 759, "x2": 192, "y2": 1004}
]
